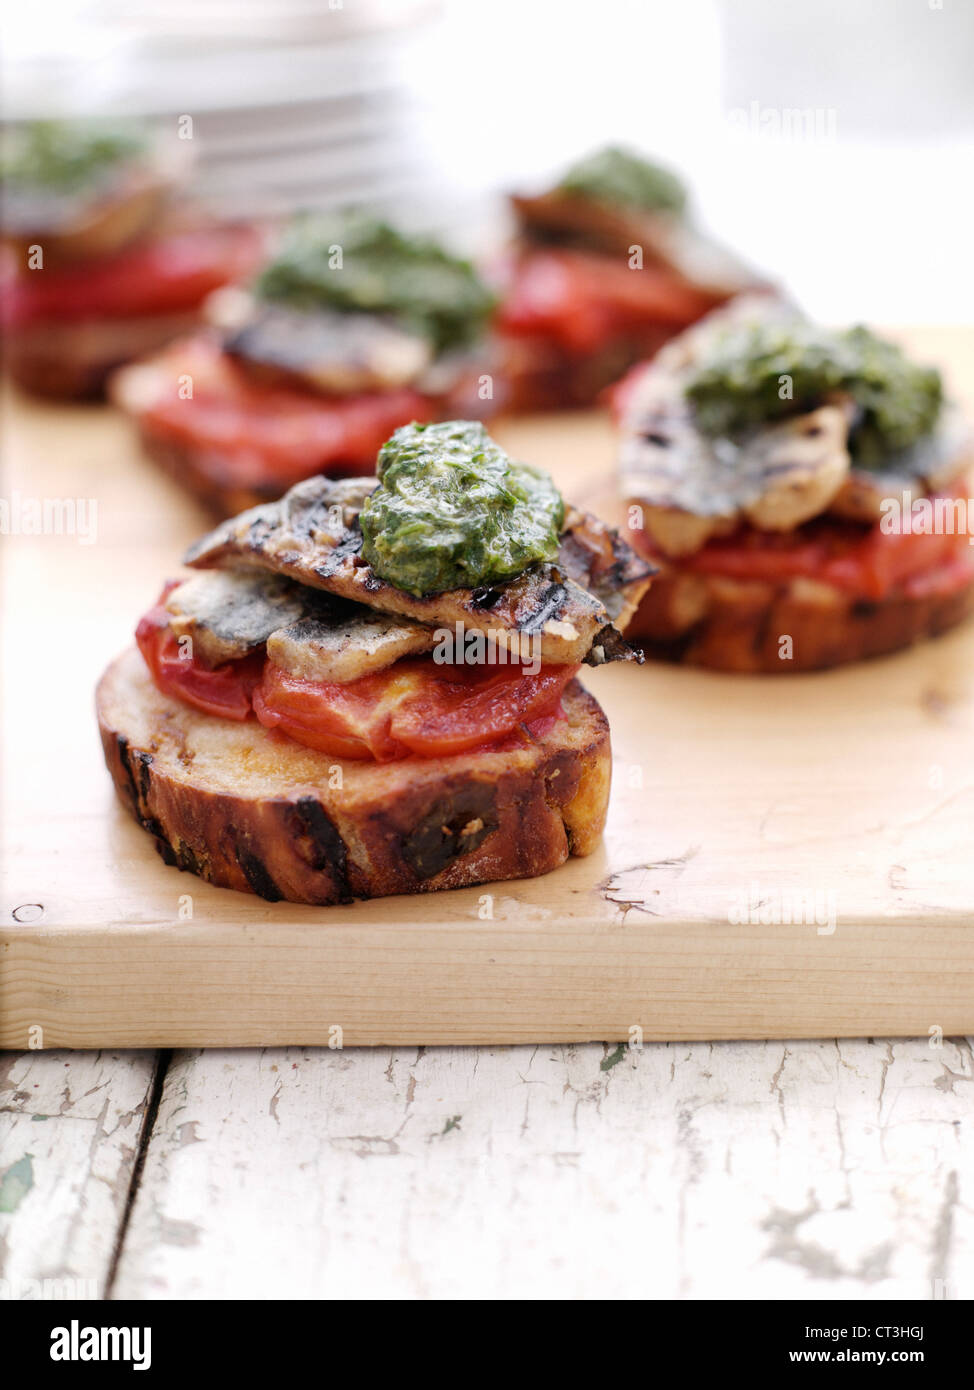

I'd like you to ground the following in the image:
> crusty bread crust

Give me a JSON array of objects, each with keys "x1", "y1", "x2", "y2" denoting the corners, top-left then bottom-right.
[
  {"x1": 135, "y1": 423, "x2": 362, "y2": 517},
  {"x1": 5, "y1": 311, "x2": 204, "y2": 401},
  {"x1": 500, "y1": 330, "x2": 677, "y2": 412},
  {"x1": 97, "y1": 647, "x2": 611, "y2": 904},
  {"x1": 626, "y1": 563, "x2": 974, "y2": 672}
]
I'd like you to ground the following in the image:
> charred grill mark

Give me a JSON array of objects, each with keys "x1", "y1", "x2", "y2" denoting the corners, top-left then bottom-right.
[
  {"x1": 287, "y1": 796, "x2": 352, "y2": 903},
  {"x1": 852, "y1": 599, "x2": 880, "y2": 620},
  {"x1": 170, "y1": 840, "x2": 207, "y2": 877},
  {"x1": 752, "y1": 603, "x2": 774, "y2": 656},
  {"x1": 134, "y1": 749, "x2": 154, "y2": 805},
  {"x1": 116, "y1": 735, "x2": 140, "y2": 814},
  {"x1": 116, "y1": 736, "x2": 168, "y2": 839},
  {"x1": 234, "y1": 838, "x2": 283, "y2": 901},
  {"x1": 403, "y1": 786, "x2": 498, "y2": 880},
  {"x1": 584, "y1": 624, "x2": 644, "y2": 665},
  {"x1": 312, "y1": 534, "x2": 364, "y2": 581},
  {"x1": 472, "y1": 586, "x2": 503, "y2": 610},
  {"x1": 519, "y1": 580, "x2": 569, "y2": 633},
  {"x1": 291, "y1": 499, "x2": 333, "y2": 540},
  {"x1": 153, "y1": 836, "x2": 208, "y2": 877}
]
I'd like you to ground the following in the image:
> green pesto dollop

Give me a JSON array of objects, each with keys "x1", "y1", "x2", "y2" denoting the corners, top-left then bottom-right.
[
  {"x1": 558, "y1": 145, "x2": 687, "y2": 216},
  {"x1": 359, "y1": 421, "x2": 565, "y2": 597},
  {"x1": 256, "y1": 212, "x2": 495, "y2": 357},
  {"x1": 683, "y1": 318, "x2": 944, "y2": 467},
  {"x1": 1, "y1": 120, "x2": 148, "y2": 192}
]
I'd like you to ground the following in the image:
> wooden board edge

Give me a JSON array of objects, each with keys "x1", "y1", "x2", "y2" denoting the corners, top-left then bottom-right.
[{"x1": 3, "y1": 916, "x2": 973, "y2": 1048}]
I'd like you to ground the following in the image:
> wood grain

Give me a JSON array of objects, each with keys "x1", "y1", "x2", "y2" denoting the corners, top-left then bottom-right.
[
  {"x1": 108, "y1": 1037, "x2": 974, "y2": 1300},
  {"x1": 2, "y1": 328, "x2": 974, "y2": 1047}
]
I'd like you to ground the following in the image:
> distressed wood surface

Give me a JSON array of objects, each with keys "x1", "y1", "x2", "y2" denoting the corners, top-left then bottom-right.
[
  {"x1": 0, "y1": 1050, "x2": 158, "y2": 1299},
  {"x1": 104, "y1": 1036, "x2": 973, "y2": 1300}
]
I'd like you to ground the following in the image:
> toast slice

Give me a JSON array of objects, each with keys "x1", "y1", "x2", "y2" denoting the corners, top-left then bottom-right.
[
  {"x1": 5, "y1": 310, "x2": 205, "y2": 401},
  {"x1": 97, "y1": 646, "x2": 611, "y2": 905},
  {"x1": 627, "y1": 562, "x2": 974, "y2": 673}
]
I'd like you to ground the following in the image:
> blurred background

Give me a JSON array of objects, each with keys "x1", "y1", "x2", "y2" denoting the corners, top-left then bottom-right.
[{"x1": 3, "y1": 0, "x2": 974, "y2": 323}]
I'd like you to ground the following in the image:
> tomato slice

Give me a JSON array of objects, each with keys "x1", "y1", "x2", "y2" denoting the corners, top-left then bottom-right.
[
  {"x1": 3, "y1": 224, "x2": 264, "y2": 326},
  {"x1": 135, "y1": 587, "x2": 579, "y2": 760},
  {"x1": 632, "y1": 483, "x2": 974, "y2": 602},
  {"x1": 136, "y1": 586, "x2": 263, "y2": 721},
  {"x1": 134, "y1": 335, "x2": 436, "y2": 484},
  {"x1": 253, "y1": 658, "x2": 578, "y2": 762},
  {"x1": 496, "y1": 248, "x2": 721, "y2": 355}
]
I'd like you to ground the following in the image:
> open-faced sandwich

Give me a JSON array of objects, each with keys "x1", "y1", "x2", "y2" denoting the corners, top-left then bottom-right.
[
  {"x1": 495, "y1": 145, "x2": 766, "y2": 411},
  {"x1": 617, "y1": 298, "x2": 974, "y2": 671},
  {"x1": 111, "y1": 212, "x2": 498, "y2": 516},
  {"x1": 1, "y1": 120, "x2": 263, "y2": 399},
  {"x1": 97, "y1": 421, "x2": 654, "y2": 904}
]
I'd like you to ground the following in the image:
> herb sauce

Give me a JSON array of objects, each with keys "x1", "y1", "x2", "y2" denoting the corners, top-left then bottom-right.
[
  {"x1": 683, "y1": 318, "x2": 943, "y2": 467},
  {"x1": 2, "y1": 120, "x2": 148, "y2": 192},
  {"x1": 359, "y1": 421, "x2": 565, "y2": 596},
  {"x1": 558, "y1": 146, "x2": 687, "y2": 215},
  {"x1": 257, "y1": 213, "x2": 495, "y2": 357}
]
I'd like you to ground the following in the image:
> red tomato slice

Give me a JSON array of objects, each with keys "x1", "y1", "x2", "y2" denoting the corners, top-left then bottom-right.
[
  {"x1": 652, "y1": 483, "x2": 974, "y2": 601},
  {"x1": 3, "y1": 224, "x2": 264, "y2": 326},
  {"x1": 136, "y1": 587, "x2": 263, "y2": 721},
  {"x1": 135, "y1": 335, "x2": 436, "y2": 484},
  {"x1": 497, "y1": 248, "x2": 721, "y2": 354},
  {"x1": 254, "y1": 658, "x2": 578, "y2": 762}
]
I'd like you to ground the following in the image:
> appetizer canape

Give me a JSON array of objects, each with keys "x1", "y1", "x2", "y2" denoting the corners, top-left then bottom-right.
[
  {"x1": 97, "y1": 421, "x2": 653, "y2": 904},
  {"x1": 495, "y1": 145, "x2": 766, "y2": 410},
  {"x1": 111, "y1": 212, "x2": 498, "y2": 516},
  {"x1": 617, "y1": 299, "x2": 974, "y2": 671},
  {"x1": 1, "y1": 120, "x2": 263, "y2": 399}
]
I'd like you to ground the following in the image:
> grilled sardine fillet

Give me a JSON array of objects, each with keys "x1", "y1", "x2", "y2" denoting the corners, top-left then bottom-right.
[
  {"x1": 184, "y1": 476, "x2": 654, "y2": 666},
  {"x1": 267, "y1": 613, "x2": 438, "y2": 683},
  {"x1": 620, "y1": 389, "x2": 853, "y2": 557},
  {"x1": 621, "y1": 298, "x2": 971, "y2": 554},
  {"x1": 512, "y1": 189, "x2": 763, "y2": 299},
  {"x1": 165, "y1": 568, "x2": 437, "y2": 680},
  {"x1": 826, "y1": 405, "x2": 974, "y2": 524},
  {"x1": 165, "y1": 570, "x2": 324, "y2": 667},
  {"x1": 222, "y1": 301, "x2": 432, "y2": 394},
  {"x1": 620, "y1": 297, "x2": 853, "y2": 555}
]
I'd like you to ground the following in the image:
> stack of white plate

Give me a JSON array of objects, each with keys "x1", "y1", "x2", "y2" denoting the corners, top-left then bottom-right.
[{"x1": 2, "y1": 0, "x2": 448, "y2": 223}]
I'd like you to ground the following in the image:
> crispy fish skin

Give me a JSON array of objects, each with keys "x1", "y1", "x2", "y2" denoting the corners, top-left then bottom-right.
[{"x1": 184, "y1": 475, "x2": 654, "y2": 666}]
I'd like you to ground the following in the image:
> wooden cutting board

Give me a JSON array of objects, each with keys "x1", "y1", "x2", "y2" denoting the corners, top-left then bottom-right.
[{"x1": 3, "y1": 327, "x2": 974, "y2": 1047}]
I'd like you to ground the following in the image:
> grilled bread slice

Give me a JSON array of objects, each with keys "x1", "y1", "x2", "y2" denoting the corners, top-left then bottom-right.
[
  {"x1": 5, "y1": 310, "x2": 206, "y2": 401},
  {"x1": 627, "y1": 559, "x2": 974, "y2": 673},
  {"x1": 97, "y1": 646, "x2": 611, "y2": 905}
]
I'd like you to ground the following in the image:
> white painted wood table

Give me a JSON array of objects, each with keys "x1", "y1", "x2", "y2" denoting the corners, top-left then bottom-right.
[{"x1": 2, "y1": 1037, "x2": 972, "y2": 1300}]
